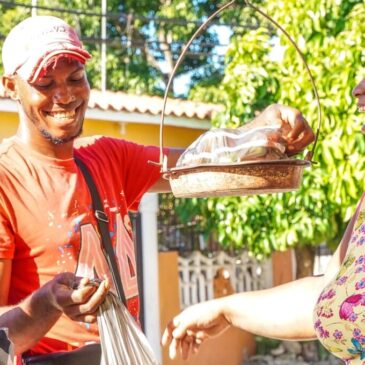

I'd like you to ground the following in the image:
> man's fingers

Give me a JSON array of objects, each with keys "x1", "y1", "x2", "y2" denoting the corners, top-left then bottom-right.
[
  {"x1": 50, "y1": 284, "x2": 93, "y2": 310},
  {"x1": 74, "y1": 279, "x2": 109, "y2": 313},
  {"x1": 77, "y1": 277, "x2": 92, "y2": 289},
  {"x1": 69, "y1": 285, "x2": 96, "y2": 304},
  {"x1": 74, "y1": 312, "x2": 98, "y2": 323},
  {"x1": 58, "y1": 279, "x2": 109, "y2": 321}
]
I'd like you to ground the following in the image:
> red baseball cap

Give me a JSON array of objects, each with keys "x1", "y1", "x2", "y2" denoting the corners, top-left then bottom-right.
[{"x1": 2, "y1": 15, "x2": 91, "y2": 83}]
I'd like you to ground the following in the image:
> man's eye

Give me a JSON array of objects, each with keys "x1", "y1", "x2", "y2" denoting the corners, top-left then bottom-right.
[
  {"x1": 35, "y1": 81, "x2": 52, "y2": 88},
  {"x1": 70, "y1": 73, "x2": 85, "y2": 82}
]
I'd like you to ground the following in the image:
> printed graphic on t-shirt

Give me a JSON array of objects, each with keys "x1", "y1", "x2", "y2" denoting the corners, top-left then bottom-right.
[
  {"x1": 0, "y1": 136, "x2": 162, "y2": 352},
  {"x1": 75, "y1": 212, "x2": 139, "y2": 308}
]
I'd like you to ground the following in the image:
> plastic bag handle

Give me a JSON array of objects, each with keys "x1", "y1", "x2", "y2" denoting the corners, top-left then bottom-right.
[{"x1": 156, "y1": 0, "x2": 321, "y2": 170}]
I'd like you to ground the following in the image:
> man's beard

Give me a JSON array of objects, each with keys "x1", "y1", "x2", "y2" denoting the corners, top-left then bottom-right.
[{"x1": 39, "y1": 125, "x2": 83, "y2": 145}]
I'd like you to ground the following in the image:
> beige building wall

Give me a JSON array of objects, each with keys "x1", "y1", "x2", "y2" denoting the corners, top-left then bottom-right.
[
  {"x1": 0, "y1": 111, "x2": 206, "y2": 149},
  {"x1": 0, "y1": 112, "x2": 18, "y2": 138}
]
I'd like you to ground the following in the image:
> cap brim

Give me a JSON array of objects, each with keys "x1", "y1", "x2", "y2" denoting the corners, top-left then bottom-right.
[{"x1": 17, "y1": 46, "x2": 91, "y2": 83}]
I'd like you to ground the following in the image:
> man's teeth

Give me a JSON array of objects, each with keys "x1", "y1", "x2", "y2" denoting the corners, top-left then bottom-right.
[
  {"x1": 359, "y1": 106, "x2": 365, "y2": 112},
  {"x1": 48, "y1": 111, "x2": 76, "y2": 118}
]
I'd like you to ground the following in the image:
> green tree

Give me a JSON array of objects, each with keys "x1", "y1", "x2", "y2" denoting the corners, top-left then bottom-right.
[
  {"x1": 175, "y1": 0, "x2": 365, "y2": 278},
  {"x1": 0, "y1": 0, "x2": 252, "y2": 95}
]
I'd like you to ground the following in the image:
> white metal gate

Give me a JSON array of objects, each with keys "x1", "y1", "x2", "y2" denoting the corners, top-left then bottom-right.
[{"x1": 178, "y1": 251, "x2": 272, "y2": 309}]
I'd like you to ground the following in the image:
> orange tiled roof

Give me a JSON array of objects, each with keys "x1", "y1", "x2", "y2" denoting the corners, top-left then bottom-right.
[{"x1": 0, "y1": 86, "x2": 222, "y2": 121}]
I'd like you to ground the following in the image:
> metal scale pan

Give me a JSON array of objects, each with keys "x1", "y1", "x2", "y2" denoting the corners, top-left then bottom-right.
[{"x1": 154, "y1": 0, "x2": 321, "y2": 198}]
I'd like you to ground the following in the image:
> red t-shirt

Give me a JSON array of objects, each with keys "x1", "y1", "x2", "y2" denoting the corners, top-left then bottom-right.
[{"x1": 0, "y1": 136, "x2": 163, "y2": 354}]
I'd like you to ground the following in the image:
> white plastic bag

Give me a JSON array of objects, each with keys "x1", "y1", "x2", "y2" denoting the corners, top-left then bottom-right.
[{"x1": 98, "y1": 293, "x2": 160, "y2": 365}]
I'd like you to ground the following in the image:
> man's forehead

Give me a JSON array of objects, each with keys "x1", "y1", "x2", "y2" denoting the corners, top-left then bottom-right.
[{"x1": 36, "y1": 55, "x2": 85, "y2": 79}]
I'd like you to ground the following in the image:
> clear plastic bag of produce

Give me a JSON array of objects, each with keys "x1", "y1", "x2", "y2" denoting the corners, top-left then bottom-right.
[{"x1": 176, "y1": 125, "x2": 287, "y2": 167}]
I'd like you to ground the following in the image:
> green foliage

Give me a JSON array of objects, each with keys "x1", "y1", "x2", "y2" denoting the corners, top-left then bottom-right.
[
  {"x1": 0, "y1": 0, "x2": 225, "y2": 95},
  {"x1": 177, "y1": 0, "x2": 365, "y2": 258}
]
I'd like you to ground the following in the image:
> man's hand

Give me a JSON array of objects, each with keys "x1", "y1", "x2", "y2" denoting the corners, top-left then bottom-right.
[
  {"x1": 0, "y1": 273, "x2": 109, "y2": 354},
  {"x1": 249, "y1": 104, "x2": 316, "y2": 156},
  {"x1": 161, "y1": 299, "x2": 230, "y2": 360},
  {"x1": 44, "y1": 272, "x2": 109, "y2": 323}
]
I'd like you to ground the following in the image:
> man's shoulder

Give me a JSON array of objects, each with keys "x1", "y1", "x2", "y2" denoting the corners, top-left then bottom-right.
[
  {"x1": 74, "y1": 135, "x2": 142, "y2": 153},
  {"x1": 74, "y1": 135, "x2": 104, "y2": 149},
  {"x1": 74, "y1": 135, "x2": 127, "y2": 149},
  {"x1": 0, "y1": 138, "x2": 21, "y2": 179}
]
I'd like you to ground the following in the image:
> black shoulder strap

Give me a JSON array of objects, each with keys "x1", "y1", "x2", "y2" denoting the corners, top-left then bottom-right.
[{"x1": 75, "y1": 156, "x2": 127, "y2": 305}]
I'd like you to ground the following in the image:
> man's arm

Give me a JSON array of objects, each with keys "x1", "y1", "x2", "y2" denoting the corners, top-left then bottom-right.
[
  {"x1": 148, "y1": 148, "x2": 184, "y2": 193},
  {"x1": 0, "y1": 269, "x2": 109, "y2": 355}
]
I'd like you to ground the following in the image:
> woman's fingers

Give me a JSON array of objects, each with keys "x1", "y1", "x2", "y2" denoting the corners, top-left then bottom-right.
[
  {"x1": 254, "y1": 104, "x2": 315, "y2": 155},
  {"x1": 161, "y1": 319, "x2": 175, "y2": 346},
  {"x1": 181, "y1": 335, "x2": 193, "y2": 360},
  {"x1": 168, "y1": 338, "x2": 180, "y2": 359}
]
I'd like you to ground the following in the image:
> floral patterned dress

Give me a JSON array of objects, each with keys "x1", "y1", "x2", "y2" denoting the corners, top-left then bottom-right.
[{"x1": 314, "y1": 196, "x2": 365, "y2": 364}]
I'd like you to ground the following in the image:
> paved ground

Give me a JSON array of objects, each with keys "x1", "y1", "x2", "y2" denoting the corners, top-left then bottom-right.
[
  {"x1": 245, "y1": 355, "x2": 343, "y2": 365},
  {"x1": 244, "y1": 340, "x2": 344, "y2": 365}
]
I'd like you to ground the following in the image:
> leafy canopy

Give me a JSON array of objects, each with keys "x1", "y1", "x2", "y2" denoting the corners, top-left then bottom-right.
[
  {"x1": 176, "y1": 0, "x2": 365, "y2": 258},
  {"x1": 0, "y1": 0, "x2": 239, "y2": 95}
]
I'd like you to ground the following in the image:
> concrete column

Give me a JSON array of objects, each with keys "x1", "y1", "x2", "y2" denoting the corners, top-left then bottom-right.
[{"x1": 140, "y1": 193, "x2": 161, "y2": 362}]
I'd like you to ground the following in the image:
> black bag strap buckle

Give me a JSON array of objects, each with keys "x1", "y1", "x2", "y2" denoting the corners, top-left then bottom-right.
[{"x1": 95, "y1": 210, "x2": 109, "y2": 223}]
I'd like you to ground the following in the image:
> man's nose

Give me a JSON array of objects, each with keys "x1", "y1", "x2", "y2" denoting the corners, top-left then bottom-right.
[{"x1": 53, "y1": 88, "x2": 76, "y2": 104}]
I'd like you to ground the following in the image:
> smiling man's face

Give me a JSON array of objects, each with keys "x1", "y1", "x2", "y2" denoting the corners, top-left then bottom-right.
[{"x1": 14, "y1": 56, "x2": 90, "y2": 145}]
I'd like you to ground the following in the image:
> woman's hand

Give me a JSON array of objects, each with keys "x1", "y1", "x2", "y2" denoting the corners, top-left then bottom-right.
[
  {"x1": 249, "y1": 104, "x2": 316, "y2": 156},
  {"x1": 161, "y1": 299, "x2": 230, "y2": 360}
]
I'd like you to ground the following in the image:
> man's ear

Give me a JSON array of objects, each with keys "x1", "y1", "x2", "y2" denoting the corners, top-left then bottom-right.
[{"x1": 2, "y1": 75, "x2": 19, "y2": 101}]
